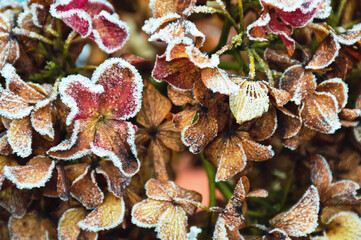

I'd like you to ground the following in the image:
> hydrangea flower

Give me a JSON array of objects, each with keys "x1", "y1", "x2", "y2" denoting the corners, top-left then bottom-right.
[
  {"x1": 50, "y1": 0, "x2": 130, "y2": 53},
  {"x1": 47, "y1": 58, "x2": 143, "y2": 177},
  {"x1": 247, "y1": 0, "x2": 331, "y2": 55}
]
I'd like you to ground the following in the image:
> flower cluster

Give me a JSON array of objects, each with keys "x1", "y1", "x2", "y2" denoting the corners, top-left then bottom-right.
[{"x1": 0, "y1": 0, "x2": 361, "y2": 239}]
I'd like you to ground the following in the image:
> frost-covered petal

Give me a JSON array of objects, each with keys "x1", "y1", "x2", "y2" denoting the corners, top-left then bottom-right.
[
  {"x1": 0, "y1": 132, "x2": 12, "y2": 156},
  {"x1": 56, "y1": 165, "x2": 70, "y2": 201},
  {"x1": 269, "y1": 185, "x2": 320, "y2": 237},
  {"x1": 31, "y1": 101, "x2": 54, "y2": 140},
  {"x1": 277, "y1": 107, "x2": 302, "y2": 139},
  {"x1": 90, "y1": 11, "x2": 129, "y2": 53},
  {"x1": 167, "y1": 85, "x2": 195, "y2": 106},
  {"x1": 145, "y1": 179, "x2": 176, "y2": 201},
  {"x1": 152, "y1": 54, "x2": 199, "y2": 91},
  {"x1": 9, "y1": 211, "x2": 57, "y2": 240},
  {"x1": 142, "y1": 14, "x2": 181, "y2": 35},
  {"x1": 323, "y1": 211, "x2": 361, "y2": 240},
  {"x1": 150, "y1": 0, "x2": 196, "y2": 18},
  {"x1": 309, "y1": 154, "x2": 332, "y2": 196},
  {"x1": 283, "y1": 126, "x2": 316, "y2": 150},
  {"x1": 316, "y1": 78, "x2": 348, "y2": 111},
  {"x1": 201, "y1": 68, "x2": 241, "y2": 95},
  {"x1": 264, "y1": 48, "x2": 299, "y2": 72},
  {"x1": 300, "y1": 92, "x2": 341, "y2": 134},
  {"x1": 78, "y1": 192, "x2": 125, "y2": 231},
  {"x1": 7, "y1": 117, "x2": 32, "y2": 158},
  {"x1": 131, "y1": 198, "x2": 172, "y2": 228},
  {"x1": 326, "y1": 180, "x2": 360, "y2": 202},
  {"x1": 91, "y1": 120, "x2": 139, "y2": 177},
  {"x1": 0, "y1": 38, "x2": 20, "y2": 69},
  {"x1": 280, "y1": 65, "x2": 316, "y2": 104},
  {"x1": 92, "y1": 58, "x2": 143, "y2": 120},
  {"x1": 156, "y1": 205, "x2": 188, "y2": 240},
  {"x1": 247, "y1": 12, "x2": 270, "y2": 42},
  {"x1": 314, "y1": 0, "x2": 332, "y2": 19},
  {"x1": 59, "y1": 74, "x2": 103, "y2": 125},
  {"x1": 336, "y1": 23, "x2": 361, "y2": 46},
  {"x1": 306, "y1": 33, "x2": 340, "y2": 70},
  {"x1": 4, "y1": 156, "x2": 55, "y2": 189},
  {"x1": 95, "y1": 160, "x2": 130, "y2": 198},
  {"x1": 249, "y1": 106, "x2": 277, "y2": 141},
  {"x1": 278, "y1": 7, "x2": 317, "y2": 28},
  {"x1": 213, "y1": 217, "x2": 229, "y2": 240},
  {"x1": 157, "y1": 120, "x2": 185, "y2": 152},
  {"x1": 70, "y1": 166, "x2": 104, "y2": 209},
  {"x1": 0, "y1": 88, "x2": 32, "y2": 120},
  {"x1": 0, "y1": 186, "x2": 28, "y2": 218},
  {"x1": 267, "y1": 84, "x2": 291, "y2": 107},
  {"x1": 0, "y1": 155, "x2": 14, "y2": 189},
  {"x1": 58, "y1": 208, "x2": 87, "y2": 240},
  {"x1": 230, "y1": 79, "x2": 269, "y2": 123},
  {"x1": 238, "y1": 132, "x2": 274, "y2": 161}
]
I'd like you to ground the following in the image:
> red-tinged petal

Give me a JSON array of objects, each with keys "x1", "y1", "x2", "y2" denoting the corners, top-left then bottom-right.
[
  {"x1": 59, "y1": 75, "x2": 103, "y2": 125},
  {"x1": 230, "y1": 79, "x2": 270, "y2": 123},
  {"x1": 249, "y1": 106, "x2": 277, "y2": 141},
  {"x1": 316, "y1": 78, "x2": 348, "y2": 111},
  {"x1": 277, "y1": 107, "x2": 302, "y2": 139},
  {"x1": 201, "y1": 67, "x2": 241, "y2": 95},
  {"x1": 280, "y1": 34, "x2": 296, "y2": 56},
  {"x1": 136, "y1": 80, "x2": 172, "y2": 128},
  {"x1": 156, "y1": 205, "x2": 188, "y2": 240},
  {"x1": 309, "y1": 154, "x2": 332, "y2": 196},
  {"x1": 131, "y1": 199, "x2": 172, "y2": 228},
  {"x1": 262, "y1": 0, "x2": 317, "y2": 12},
  {"x1": 8, "y1": 117, "x2": 32, "y2": 158},
  {"x1": 2, "y1": 64, "x2": 46, "y2": 103},
  {"x1": 50, "y1": 3, "x2": 93, "y2": 37},
  {"x1": 300, "y1": 92, "x2": 341, "y2": 134},
  {"x1": 279, "y1": 7, "x2": 317, "y2": 28},
  {"x1": 81, "y1": 0, "x2": 113, "y2": 16},
  {"x1": 269, "y1": 185, "x2": 320, "y2": 237},
  {"x1": 238, "y1": 132, "x2": 274, "y2": 161},
  {"x1": 0, "y1": 186, "x2": 29, "y2": 218},
  {"x1": 58, "y1": 208, "x2": 87, "y2": 240},
  {"x1": 56, "y1": 165, "x2": 70, "y2": 201},
  {"x1": 181, "y1": 110, "x2": 218, "y2": 154},
  {"x1": 9, "y1": 211, "x2": 57, "y2": 239},
  {"x1": 78, "y1": 193, "x2": 125, "y2": 231},
  {"x1": 47, "y1": 119, "x2": 95, "y2": 160},
  {"x1": 31, "y1": 100, "x2": 54, "y2": 140},
  {"x1": 90, "y1": 11, "x2": 129, "y2": 53},
  {"x1": 4, "y1": 156, "x2": 55, "y2": 189},
  {"x1": 70, "y1": 166, "x2": 104, "y2": 209},
  {"x1": 247, "y1": 12, "x2": 270, "y2": 41},
  {"x1": 280, "y1": 65, "x2": 316, "y2": 104},
  {"x1": 152, "y1": 54, "x2": 199, "y2": 91},
  {"x1": 0, "y1": 88, "x2": 32, "y2": 120},
  {"x1": 120, "y1": 53, "x2": 148, "y2": 65},
  {"x1": 306, "y1": 33, "x2": 340, "y2": 70},
  {"x1": 91, "y1": 120, "x2": 139, "y2": 177},
  {"x1": 336, "y1": 23, "x2": 361, "y2": 45},
  {"x1": 92, "y1": 58, "x2": 143, "y2": 120},
  {"x1": 95, "y1": 160, "x2": 130, "y2": 198},
  {"x1": 314, "y1": 0, "x2": 332, "y2": 19}
]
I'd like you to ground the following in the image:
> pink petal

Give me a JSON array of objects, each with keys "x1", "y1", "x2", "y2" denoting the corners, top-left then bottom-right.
[
  {"x1": 279, "y1": 7, "x2": 317, "y2": 28},
  {"x1": 92, "y1": 58, "x2": 142, "y2": 120},
  {"x1": 59, "y1": 75, "x2": 104, "y2": 125}
]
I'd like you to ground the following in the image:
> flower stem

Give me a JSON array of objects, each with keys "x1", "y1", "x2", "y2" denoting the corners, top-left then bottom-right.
[
  {"x1": 13, "y1": 28, "x2": 56, "y2": 46},
  {"x1": 69, "y1": 65, "x2": 98, "y2": 74},
  {"x1": 44, "y1": 26, "x2": 59, "y2": 38},
  {"x1": 245, "y1": 47, "x2": 256, "y2": 79},
  {"x1": 216, "y1": 0, "x2": 241, "y2": 33},
  {"x1": 62, "y1": 31, "x2": 78, "y2": 68},
  {"x1": 209, "y1": 18, "x2": 231, "y2": 54},
  {"x1": 336, "y1": 0, "x2": 347, "y2": 25},
  {"x1": 216, "y1": 181, "x2": 233, "y2": 200},
  {"x1": 201, "y1": 152, "x2": 217, "y2": 227},
  {"x1": 238, "y1": 0, "x2": 244, "y2": 31},
  {"x1": 250, "y1": 48, "x2": 274, "y2": 86}
]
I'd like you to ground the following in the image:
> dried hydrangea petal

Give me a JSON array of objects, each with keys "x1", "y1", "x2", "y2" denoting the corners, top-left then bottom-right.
[
  {"x1": 145, "y1": 179, "x2": 175, "y2": 201},
  {"x1": 156, "y1": 205, "x2": 188, "y2": 240},
  {"x1": 306, "y1": 33, "x2": 340, "y2": 70},
  {"x1": 7, "y1": 117, "x2": 32, "y2": 158},
  {"x1": 0, "y1": 132, "x2": 12, "y2": 155},
  {"x1": 0, "y1": 186, "x2": 29, "y2": 218},
  {"x1": 4, "y1": 156, "x2": 55, "y2": 189},
  {"x1": 157, "y1": 120, "x2": 185, "y2": 152},
  {"x1": 56, "y1": 165, "x2": 70, "y2": 201},
  {"x1": 326, "y1": 180, "x2": 360, "y2": 203},
  {"x1": 309, "y1": 154, "x2": 332, "y2": 196},
  {"x1": 167, "y1": 85, "x2": 195, "y2": 106},
  {"x1": 283, "y1": 126, "x2": 316, "y2": 150},
  {"x1": 213, "y1": 217, "x2": 229, "y2": 240},
  {"x1": 78, "y1": 193, "x2": 125, "y2": 231},
  {"x1": 247, "y1": 13, "x2": 270, "y2": 42},
  {"x1": 58, "y1": 208, "x2": 87, "y2": 240},
  {"x1": 31, "y1": 101, "x2": 54, "y2": 140},
  {"x1": 230, "y1": 79, "x2": 269, "y2": 123},
  {"x1": 239, "y1": 132, "x2": 274, "y2": 161},
  {"x1": 300, "y1": 92, "x2": 341, "y2": 134},
  {"x1": 131, "y1": 199, "x2": 172, "y2": 228},
  {"x1": 249, "y1": 106, "x2": 277, "y2": 141},
  {"x1": 269, "y1": 185, "x2": 320, "y2": 237},
  {"x1": 336, "y1": 23, "x2": 361, "y2": 45},
  {"x1": 70, "y1": 166, "x2": 104, "y2": 209},
  {"x1": 276, "y1": 107, "x2": 302, "y2": 139},
  {"x1": 0, "y1": 88, "x2": 33, "y2": 120},
  {"x1": 322, "y1": 211, "x2": 361, "y2": 240},
  {"x1": 150, "y1": 0, "x2": 196, "y2": 18},
  {"x1": 201, "y1": 67, "x2": 240, "y2": 95},
  {"x1": 9, "y1": 211, "x2": 57, "y2": 239},
  {"x1": 316, "y1": 78, "x2": 348, "y2": 111}
]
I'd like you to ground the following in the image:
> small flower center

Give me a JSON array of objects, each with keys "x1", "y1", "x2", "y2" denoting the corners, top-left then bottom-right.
[{"x1": 148, "y1": 125, "x2": 158, "y2": 139}]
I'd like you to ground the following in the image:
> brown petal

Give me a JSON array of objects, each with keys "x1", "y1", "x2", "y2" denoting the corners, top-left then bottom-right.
[
  {"x1": 0, "y1": 186, "x2": 29, "y2": 218},
  {"x1": 171, "y1": 105, "x2": 198, "y2": 130},
  {"x1": 146, "y1": 139, "x2": 171, "y2": 182},
  {"x1": 283, "y1": 126, "x2": 316, "y2": 150},
  {"x1": 204, "y1": 132, "x2": 247, "y2": 182},
  {"x1": 157, "y1": 120, "x2": 185, "y2": 151},
  {"x1": 0, "y1": 88, "x2": 32, "y2": 120},
  {"x1": 70, "y1": 166, "x2": 104, "y2": 209},
  {"x1": 269, "y1": 185, "x2": 320, "y2": 237},
  {"x1": 95, "y1": 160, "x2": 130, "y2": 198},
  {"x1": 131, "y1": 199, "x2": 172, "y2": 227},
  {"x1": 238, "y1": 132, "x2": 274, "y2": 162},
  {"x1": 306, "y1": 33, "x2": 340, "y2": 70},
  {"x1": 280, "y1": 65, "x2": 316, "y2": 104},
  {"x1": 4, "y1": 156, "x2": 55, "y2": 189},
  {"x1": 340, "y1": 108, "x2": 360, "y2": 121},
  {"x1": 56, "y1": 165, "x2": 70, "y2": 201},
  {"x1": 0, "y1": 131, "x2": 12, "y2": 155},
  {"x1": 0, "y1": 155, "x2": 16, "y2": 189},
  {"x1": 323, "y1": 211, "x2": 361, "y2": 239},
  {"x1": 230, "y1": 79, "x2": 270, "y2": 123},
  {"x1": 267, "y1": 85, "x2": 291, "y2": 107},
  {"x1": 201, "y1": 67, "x2": 240, "y2": 95},
  {"x1": 145, "y1": 179, "x2": 174, "y2": 201},
  {"x1": 174, "y1": 187, "x2": 202, "y2": 215},
  {"x1": 249, "y1": 106, "x2": 277, "y2": 141},
  {"x1": 247, "y1": 189, "x2": 269, "y2": 198},
  {"x1": 181, "y1": 110, "x2": 218, "y2": 154},
  {"x1": 9, "y1": 211, "x2": 57, "y2": 239},
  {"x1": 264, "y1": 48, "x2": 299, "y2": 72},
  {"x1": 64, "y1": 163, "x2": 89, "y2": 182},
  {"x1": 213, "y1": 217, "x2": 229, "y2": 240},
  {"x1": 309, "y1": 154, "x2": 332, "y2": 196},
  {"x1": 78, "y1": 193, "x2": 125, "y2": 231},
  {"x1": 150, "y1": 0, "x2": 196, "y2": 18},
  {"x1": 300, "y1": 92, "x2": 341, "y2": 134},
  {"x1": 316, "y1": 78, "x2": 348, "y2": 111},
  {"x1": 263, "y1": 229, "x2": 291, "y2": 240},
  {"x1": 167, "y1": 85, "x2": 195, "y2": 106},
  {"x1": 8, "y1": 117, "x2": 32, "y2": 158},
  {"x1": 31, "y1": 101, "x2": 54, "y2": 140},
  {"x1": 58, "y1": 208, "x2": 87, "y2": 240},
  {"x1": 276, "y1": 106, "x2": 302, "y2": 139},
  {"x1": 326, "y1": 180, "x2": 360, "y2": 203},
  {"x1": 156, "y1": 205, "x2": 188, "y2": 240},
  {"x1": 136, "y1": 80, "x2": 171, "y2": 128}
]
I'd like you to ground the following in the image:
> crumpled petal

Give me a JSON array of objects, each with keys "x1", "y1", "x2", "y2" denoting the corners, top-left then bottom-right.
[
  {"x1": 316, "y1": 78, "x2": 348, "y2": 111},
  {"x1": 58, "y1": 208, "x2": 87, "y2": 240}
]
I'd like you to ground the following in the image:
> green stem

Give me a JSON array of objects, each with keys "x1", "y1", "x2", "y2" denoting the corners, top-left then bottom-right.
[
  {"x1": 250, "y1": 48, "x2": 274, "y2": 86},
  {"x1": 245, "y1": 47, "x2": 255, "y2": 78},
  {"x1": 238, "y1": 0, "x2": 244, "y2": 31},
  {"x1": 335, "y1": 0, "x2": 347, "y2": 25},
  {"x1": 62, "y1": 31, "x2": 78, "y2": 68},
  {"x1": 44, "y1": 26, "x2": 59, "y2": 38},
  {"x1": 217, "y1": 0, "x2": 241, "y2": 33},
  {"x1": 280, "y1": 175, "x2": 293, "y2": 211},
  {"x1": 216, "y1": 182, "x2": 233, "y2": 200},
  {"x1": 14, "y1": 29, "x2": 56, "y2": 45},
  {"x1": 201, "y1": 152, "x2": 217, "y2": 227},
  {"x1": 209, "y1": 18, "x2": 231, "y2": 54},
  {"x1": 69, "y1": 65, "x2": 97, "y2": 74}
]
